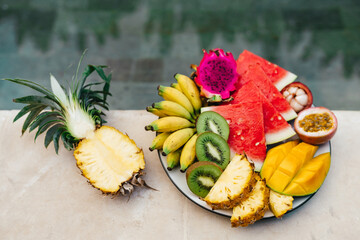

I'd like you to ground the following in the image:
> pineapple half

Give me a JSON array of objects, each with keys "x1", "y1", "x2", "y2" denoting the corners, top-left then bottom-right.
[
  {"x1": 204, "y1": 154, "x2": 256, "y2": 210},
  {"x1": 74, "y1": 126, "x2": 145, "y2": 193},
  {"x1": 4, "y1": 61, "x2": 147, "y2": 195},
  {"x1": 231, "y1": 173, "x2": 270, "y2": 227},
  {"x1": 269, "y1": 190, "x2": 294, "y2": 218}
]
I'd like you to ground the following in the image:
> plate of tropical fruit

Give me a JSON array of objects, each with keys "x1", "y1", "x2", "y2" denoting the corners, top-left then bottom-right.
[{"x1": 145, "y1": 48, "x2": 337, "y2": 227}]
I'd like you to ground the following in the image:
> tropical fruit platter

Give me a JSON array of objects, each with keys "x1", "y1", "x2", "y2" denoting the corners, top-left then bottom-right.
[
  {"x1": 145, "y1": 48, "x2": 337, "y2": 227},
  {"x1": 3, "y1": 48, "x2": 337, "y2": 229}
]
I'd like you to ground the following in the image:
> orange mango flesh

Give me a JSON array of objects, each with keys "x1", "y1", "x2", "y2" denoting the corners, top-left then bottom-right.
[
  {"x1": 261, "y1": 141, "x2": 330, "y2": 196},
  {"x1": 260, "y1": 140, "x2": 299, "y2": 181},
  {"x1": 267, "y1": 142, "x2": 318, "y2": 192},
  {"x1": 283, "y1": 152, "x2": 331, "y2": 196}
]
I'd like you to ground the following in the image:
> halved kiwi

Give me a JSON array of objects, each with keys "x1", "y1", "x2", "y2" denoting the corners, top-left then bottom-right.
[
  {"x1": 195, "y1": 132, "x2": 230, "y2": 170},
  {"x1": 196, "y1": 111, "x2": 229, "y2": 141},
  {"x1": 186, "y1": 161, "x2": 223, "y2": 198}
]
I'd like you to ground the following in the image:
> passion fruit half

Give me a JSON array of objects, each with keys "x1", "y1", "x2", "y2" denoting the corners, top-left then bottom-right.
[
  {"x1": 281, "y1": 82, "x2": 313, "y2": 113},
  {"x1": 294, "y1": 107, "x2": 337, "y2": 145}
]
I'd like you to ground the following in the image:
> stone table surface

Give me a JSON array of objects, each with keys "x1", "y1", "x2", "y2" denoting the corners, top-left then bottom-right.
[{"x1": 0, "y1": 110, "x2": 359, "y2": 239}]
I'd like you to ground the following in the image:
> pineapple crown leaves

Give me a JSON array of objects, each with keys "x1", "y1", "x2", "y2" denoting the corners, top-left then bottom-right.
[{"x1": 3, "y1": 58, "x2": 112, "y2": 154}]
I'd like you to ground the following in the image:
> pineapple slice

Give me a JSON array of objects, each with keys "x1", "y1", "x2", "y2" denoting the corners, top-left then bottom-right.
[
  {"x1": 204, "y1": 154, "x2": 256, "y2": 210},
  {"x1": 231, "y1": 173, "x2": 270, "y2": 227},
  {"x1": 269, "y1": 190, "x2": 294, "y2": 218},
  {"x1": 74, "y1": 126, "x2": 145, "y2": 193}
]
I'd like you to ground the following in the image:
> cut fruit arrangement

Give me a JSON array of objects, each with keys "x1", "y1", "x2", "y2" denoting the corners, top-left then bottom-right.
[
  {"x1": 4, "y1": 55, "x2": 151, "y2": 195},
  {"x1": 146, "y1": 48, "x2": 338, "y2": 227}
]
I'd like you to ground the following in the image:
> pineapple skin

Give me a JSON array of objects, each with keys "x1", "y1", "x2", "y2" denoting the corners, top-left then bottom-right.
[
  {"x1": 74, "y1": 126, "x2": 145, "y2": 194},
  {"x1": 230, "y1": 174, "x2": 270, "y2": 227},
  {"x1": 269, "y1": 190, "x2": 294, "y2": 218},
  {"x1": 217, "y1": 175, "x2": 256, "y2": 210},
  {"x1": 204, "y1": 155, "x2": 256, "y2": 210}
]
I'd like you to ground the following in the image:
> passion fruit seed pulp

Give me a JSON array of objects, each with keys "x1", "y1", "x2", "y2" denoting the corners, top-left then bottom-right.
[
  {"x1": 294, "y1": 107, "x2": 338, "y2": 145},
  {"x1": 299, "y1": 113, "x2": 333, "y2": 132}
]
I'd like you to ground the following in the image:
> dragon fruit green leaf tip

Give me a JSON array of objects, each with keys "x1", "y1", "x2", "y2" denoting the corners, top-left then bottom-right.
[{"x1": 193, "y1": 48, "x2": 238, "y2": 102}]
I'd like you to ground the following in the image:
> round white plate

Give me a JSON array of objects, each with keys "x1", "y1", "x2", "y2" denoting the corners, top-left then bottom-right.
[{"x1": 158, "y1": 140, "x2": 331, "y2": 219}]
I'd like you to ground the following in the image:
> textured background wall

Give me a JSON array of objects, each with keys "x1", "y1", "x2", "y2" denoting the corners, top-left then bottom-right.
[{"x1": 0, "y1": 0, "x2": 359, "y2": 110}]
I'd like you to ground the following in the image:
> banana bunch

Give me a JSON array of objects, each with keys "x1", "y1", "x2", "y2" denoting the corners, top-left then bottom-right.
[{"x1": 145, "y1": 73, "x2": 202, "y2": 172}]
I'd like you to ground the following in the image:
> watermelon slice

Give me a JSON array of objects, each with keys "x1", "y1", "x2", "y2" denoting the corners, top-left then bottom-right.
[
  {"x1": 204, "y1": 101, "x2": 266, "y2": 171},
  {"x1": 231, "y1": 81, "x2": 296, "y2": 145},
  {"x1": 236, "y1": 50, "x2": 297, "y2": 91},
  {"x1": 239, "y1": 64, "x2": 297, "y2": 121}
]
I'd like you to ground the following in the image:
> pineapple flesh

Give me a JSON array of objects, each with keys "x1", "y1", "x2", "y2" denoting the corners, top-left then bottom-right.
[
  {"x1": 204, "y1": 154, "x2": 256, "y2": 210},
  {"x1": 74, "y1": 126, "x2": 145, "y2": 193},
  {"x1": 5, "y1": 61, "x2": 148, "y2": 195},
  {"x1": 231, "y1": 173, "x2": 270, "y2": 227},
  {"x1": 269, "y1": 190, "x2": 294, "y2": 218}
]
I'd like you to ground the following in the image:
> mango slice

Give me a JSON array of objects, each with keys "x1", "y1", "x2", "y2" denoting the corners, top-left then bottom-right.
[
  {"x1": 267, "y1": 170, "x2": 293, "y2": 191},
  {"x1": 261, "y1": 141, "x2": 329, "y2": 196},
  {"x1": 267, "y1": 142, "x2": 318, "y2": 192},
  {"x1": 260, "y1": 140, "x2": 299, "y2": 181},
  {"x1": 283, "y1": 152, "x2": 331, "y2": 196}
]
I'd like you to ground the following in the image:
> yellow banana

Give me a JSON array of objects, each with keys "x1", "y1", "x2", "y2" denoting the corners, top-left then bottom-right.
[
  {"x1": 146, "y1": 106, "x2": 167, "y2": 117},
  {"x1": 149, "y1": 132, "x2": 171, "y2": 151},
  {"x1": 145, "y1": 116, "x2": 194, "y2": 132},
  {"x1": 166, "y1": 148, "x2": 181, "y2": 170},
  {"x1": 171, "y1": 82, "x2": 183, "y2": 92},
  {"x1": 162, "y1": 128, "x2": 196, "y2": 155},
  {"x1": 152, "y1": 101, "x2": 193, "y2": 122},
  {"x1": 174, "y1": 73, "x2": 202, "y2": 114},
  {"x1": 180, "y1": 133, "x2": 198, "y2": 172},
  {"x1": 158, "y1": 85, "x2": 195, "y2": 117}
]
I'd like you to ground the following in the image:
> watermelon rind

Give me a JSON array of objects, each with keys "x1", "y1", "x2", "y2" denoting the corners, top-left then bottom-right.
[
  {"x1": 265, "y1": 125, "x2": 296, "y2": 145},
  {"x1": 253, "y1": 160, "x2": 263, "y2": 173},
  {"x1": 279, "y1": 108, "x2": 298, "y2": 122},
  {"x1": 274, "y1": 71, "x2": 297, "y2": 91},
  {"x1": 200, "y1": 106, "x2": 215, "y2": 113}
]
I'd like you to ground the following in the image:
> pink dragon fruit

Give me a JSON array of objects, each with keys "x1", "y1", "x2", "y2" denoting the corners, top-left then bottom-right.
[{"x1": 194, "y1": 48, "x2": 238, "y2": 102}]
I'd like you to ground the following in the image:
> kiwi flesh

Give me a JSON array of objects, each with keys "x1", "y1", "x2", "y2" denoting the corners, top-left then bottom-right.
[
  {"x1": 196, "y1": 111, "x2": 229, "y2": 141},
  {"x1": 195, "y1": 132, "x2": 230, "y2": 170},
  {"x1": 186, "y1": 161, "x2": 223, "y2": 198}
]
